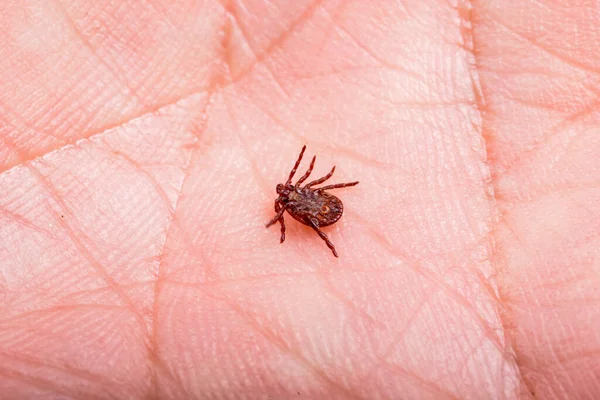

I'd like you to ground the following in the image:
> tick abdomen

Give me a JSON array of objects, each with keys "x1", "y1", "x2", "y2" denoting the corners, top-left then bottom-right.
[{"x1": 288, "y1": 188, "x2": 343, "y2": 227}]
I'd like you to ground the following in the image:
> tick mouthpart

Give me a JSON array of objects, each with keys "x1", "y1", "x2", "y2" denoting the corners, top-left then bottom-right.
[{"x1": 276, "y1": 183, "x2": 294, "y2": 198}]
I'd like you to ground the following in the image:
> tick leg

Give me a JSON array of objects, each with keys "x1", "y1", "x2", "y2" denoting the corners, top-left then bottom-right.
[
  {"x1": 266, "y1": 203, "x2": 287, "y2": 228},
  {"x1": 279, "y1": 215, "x2": 286, "y2": 243},
  {"x1": 316, "y1": 181, "x2": 359, "y2": 191},
  {"x1": 285, "y1": 145, "x2": 307, "y2": 185},
  {"x1": 306, "y1": 166, "x2": 335, "y2": 189},
  {"x1": 274, "y1": 201, "x2": 286, "y2": 243},
  {"x1": 309, "y1": 218, "x2": 339, "y2": 258},
  {"x1": 295, "y1": 155, "x2": 316, "y2": 190}
]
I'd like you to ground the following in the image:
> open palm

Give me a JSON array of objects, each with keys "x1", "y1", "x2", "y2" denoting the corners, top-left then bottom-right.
[{"x1": 1, "y1": 1, "x2": 598, "y2": 399}]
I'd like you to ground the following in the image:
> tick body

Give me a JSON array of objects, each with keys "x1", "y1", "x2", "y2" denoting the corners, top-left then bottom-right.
[{"x1": 265, "y1": 145, "x2": 358, "y2": 257}]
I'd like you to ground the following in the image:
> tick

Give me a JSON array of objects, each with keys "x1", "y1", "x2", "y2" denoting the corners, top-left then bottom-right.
[{"x1": 265, "y1": 145, "x2": 359, "y2": 257}]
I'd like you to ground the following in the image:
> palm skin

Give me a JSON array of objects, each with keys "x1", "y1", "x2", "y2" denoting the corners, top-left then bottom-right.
[{"x1": 0, "y1": 1, "x2": 599, "y2": 399}]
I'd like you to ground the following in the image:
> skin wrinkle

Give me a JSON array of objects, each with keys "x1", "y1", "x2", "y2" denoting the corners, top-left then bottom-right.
[
  {"x1": 479, "y1": 65, "x2": 574, "y2": 79},
  {"x1": 0, "y1": 348, "x2": 123, "y2": 390},
  {"x1": 53, "y1": 0, "x2": 145, "y2": 107},
  {"x1": 380, "y1": 99, "x2": 476, "y2": 109},
  {"x1": 342, "y1": 73, "x2": 477, "y2": 119},
  {"x1": 409, "y1": 224, "x2": 495, "y2": 268},
  {"x1": 320, "y1": 3, "x2": 428, "y2": 85},
  {"x1": 0, "y1": 304, "x2": 128, "y2": 325},
  {"x1": 0, "y1": 364, "x2": 79, "y2": 399},
  {"x1": 152, "y1": 218, "x2": 219, "y2": 282},
  {"x1": 482, "y1": 213, "x2": 534, "y2": 396},
  {"x1": 0, "y1": 88, "x2": 206, "y2": 176},
  {"x1": 425, "y1": 239, "x2": 501, "y2": 307},
  {"x1": 2, "y1": 91, "x2": 213, "y2": 332},
  {"x1": 221, "y1": 84, "x2": 275, "y2": 197},
  {"x1": 242, "y1": 89, "x2": 393, "y2": 170},
  {"x1": 0, "y1": 0, "x2": 322, "y2": 177},
  {"x1": 148, "y1": 232, "x2": 215, "y2": 391},
  {"x1": 547, "y1": 70, "x2": 596, "y2": 100},
  {"x1": 317, "y1": 273, "x2": 387, "y2": 330},
  {"x1": 162, "y1": 279, "x2": 367, "y2": 400},
  {"x1": 510, "y1": 295, "x2": 600, "y2": 310},
  {"x1": 148, "y1": 92, "x2": 216, "y2": 398},
  {"x1": 131, "y1": 8, "x2": 210, "y2": 101},
  {"x1": 102, "y1": 147, "x2": 176, "y2": 216},
  {"x1": 534, "y1": 311, "x2": 576, "y2": 393},
  {"x1": 458, "y1": 1, "x2": 530, "y2": 397},
  {"x1": 364, "y1": 288, "x2": 441, "y2": 394},
  {"x1": 291, "y1": 64, "x2": 394, "y2": 82},
  {"x1": 226, "y1": 3, "x2": 291, "y2": 98},
  {"x1": 544, "y1": 347, "x2": 600, "y2": 369},
  {"x1": 0, "y1": 327, "x2": 129, "y2": 396},
  {"x1": 485, "y1": 8, "x2": 600, "y2": 76},
  {"x1": 494, "y1": 100, "x2": 600, "y2": 179},
  {"x1": 0, "y1": 124, "x2": 30, "y2": 175},
  {"x1": 344, "y1": 208, "x2": 412, "y2": 258},
  {"x1": 435, "y1": 114, "x2": 484, "y2": 245},
  {"x1": 472, "y1": 262, "x2": 502, "y2": 304},
  {"x1": 311, "y1": 1, "x2": 339, "y2": 57},
  {"x1": 499, "y1": 92, "x2": 575, "y2": 114},
  {"x1": 0, "y1": 204, "x2": 53, "y2": 237},
  {"x1": 4, "y1": 261, "x2": 92, "y2": 316},
  {"x1": 3, "y1": 1, "x2": 176, "y2": 170},
  {"x1": 159, "y1": 266, "x2": 408, "y2": 292},
  {"x1": 181, "y1": 204, "x2": 222, "y2": 282},
  {"x1": 458, "y1": 329, "x2": 502, "y2": 377},
  {"x1": 504, "y1": 180, "x2": 598, "y2": 224},
  {"x1": 527, "y1": 270, "x2": 593, "y2": 292},
  {"x1": 529, "y1": 123, "x2": 595, "y2": 178},
  {"x1": 154, "y1": 0, "x2": 210, "y2": 53},
  {"x1": 417, "y1": 135, "x2": 440, "y2": 257},
  {"x1": 0, "y1": 103, "x2": 66, "y2": 143},
  {"x1": 377, "y1": 361, "x2": 460, "y2": 400},
  {"x1": 18, "y1": 162, "x2": 151, "y2": 352},
  {"x1": 366, "y1": 224, "x2": 509, "y2": 361},
  {"x1": 501, "y1": 183, "x2": 600, "y2": 213},
  {"x1": 139, "y1": 0, "x2": 179, "y2": 34},
  {"x1": 222, "y1": 0, "x2": 325, "y2": 80},
  {"x1": 56, "y1": 280, "x2": 156, "y2": 305},
  {"x1": 2, "y1": 327, "x2": 110, "y2": 362}
]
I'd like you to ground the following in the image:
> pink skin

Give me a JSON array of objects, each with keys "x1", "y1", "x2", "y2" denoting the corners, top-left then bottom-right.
[{"x1": 0, "y1": 1, "x2": 599, "y2": 399}]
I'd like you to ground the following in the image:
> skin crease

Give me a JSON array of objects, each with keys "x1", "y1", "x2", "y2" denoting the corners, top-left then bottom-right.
[{"x1": 0, "y1": 0, "x2": 598, "y2": 399}]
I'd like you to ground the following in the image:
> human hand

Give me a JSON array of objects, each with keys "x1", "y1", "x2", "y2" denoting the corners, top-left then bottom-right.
[{"x1": 1, "y1": 1, "x2": 598, "y2": 399}]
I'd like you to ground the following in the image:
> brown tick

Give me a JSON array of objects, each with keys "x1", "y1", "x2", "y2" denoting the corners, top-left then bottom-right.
[{"x1": 265, "y1": 145, "x2": 359, "y2": 257}]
